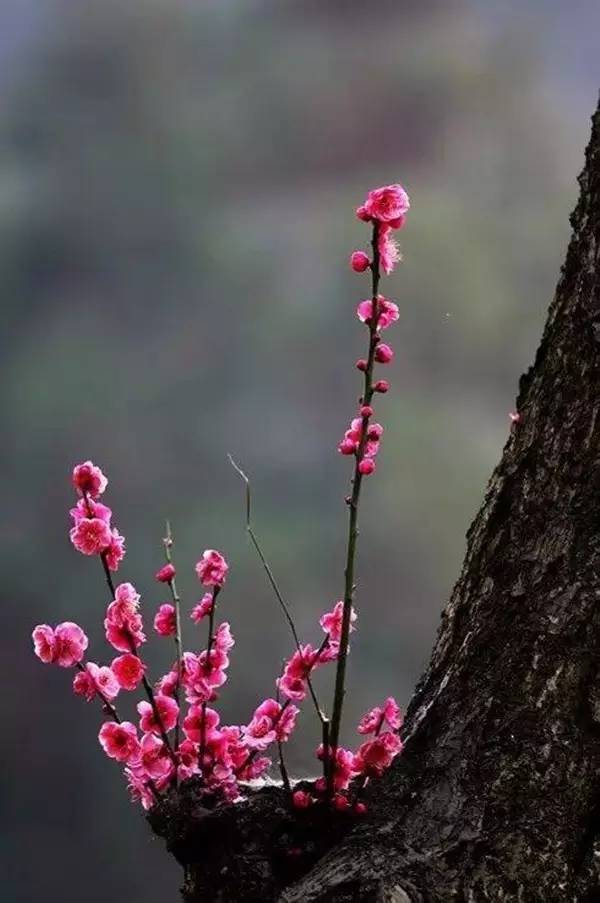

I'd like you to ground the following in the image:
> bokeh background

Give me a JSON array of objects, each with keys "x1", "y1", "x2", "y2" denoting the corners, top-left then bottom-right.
[{"x1": 3, "y1": 1, "x2": 599, "y2": 900}]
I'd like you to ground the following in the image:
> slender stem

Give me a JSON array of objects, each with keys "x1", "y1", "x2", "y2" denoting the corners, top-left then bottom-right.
[
  {"x1": 328, "y1": 222, "x2": 382, "y2": 795},
  {"x1": 163, "y1": 520, "x2": 183, "y2": 752},
  {"x1": 228, "y1": 455, "x2": 328, "y2": 727}
]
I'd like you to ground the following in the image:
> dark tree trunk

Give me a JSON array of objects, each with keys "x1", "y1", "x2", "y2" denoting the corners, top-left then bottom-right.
[{"x1": 153, "y1": 95, "x2": 600, "y2": 902}]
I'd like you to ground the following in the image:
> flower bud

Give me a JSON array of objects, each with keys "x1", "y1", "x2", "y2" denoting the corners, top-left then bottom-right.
[
  {"x1": 374, "y1": 379, "x2": 389, "y2": 393},
  {"x1": 360, "y1": 405, "x2": 373, "y2": 418},
  {"x1": 358, "y1": 458, "x2": 376, "y2": 476},
  {"x1": 155, "y1": 563, "x2": 176, "y2": 583},
  {"x1": 350, "y1": 251, "x2": 370, "y2": 272},
  {"x1": 375, "y1": 343, "x2": 394, "y2": 364},
  {"x1": 356, "y1": 359, "x2": 368, "y2": 372}
]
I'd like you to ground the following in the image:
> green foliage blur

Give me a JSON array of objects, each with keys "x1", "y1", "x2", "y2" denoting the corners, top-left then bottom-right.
[{"x1": 3, "y1": 0, "x2": 598, "y2": 900}]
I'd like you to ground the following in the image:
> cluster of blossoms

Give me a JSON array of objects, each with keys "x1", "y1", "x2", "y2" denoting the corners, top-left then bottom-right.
[{"x1": 32, "y1": 183, "x2": 409, "y2": 820}]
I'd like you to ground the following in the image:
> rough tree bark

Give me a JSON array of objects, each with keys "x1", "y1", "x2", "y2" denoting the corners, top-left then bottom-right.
[{"x1": 152, "y1": 95, "x2": 600, "y2": 901}]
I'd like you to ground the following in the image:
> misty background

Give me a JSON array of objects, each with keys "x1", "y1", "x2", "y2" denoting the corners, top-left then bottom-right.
[{"x1": 3, "y1": 1, "x2": 600, "y2": 900}]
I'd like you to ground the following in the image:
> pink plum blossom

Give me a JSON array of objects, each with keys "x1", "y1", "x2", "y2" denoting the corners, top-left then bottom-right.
[
  {"x1": 105, "y1": 529, "x2": 126, "y2": 571},
  {"x1": 134, "y1": 733, "x2": 173, "y2": 781},
  {"x1": 137, "y1": 694, "x2": 179, "y2": 735},
  {"x1": 353, "y1": 731, "x2": 403, "y2": 777},
  {"x1": 73, "y1": 662, "x2": 119, "y2": 702},
  {"x1": 292, "y1": 790, "x2": 313, "y2": 809},
  {"x1": 374, "y1": 379, "x2": 389, "y2": 393},
  {"x1": 320, "y1": 600, "x2": 357, "y2": 644},
  {"x1": 183, "y1": 705, "x2": 220, "y2": 743},
  {"x1": 356, "y1": 297, "x2": 399, "y2": 330},
  {"x1": 72, "y1": 461, "x2": 108, "y2": 499},
  {"x1": 359, "y1": 184, "x2": 410, "y2": 225},
  {"x1": 191, "y1": 593, "x2": 214, "y2": 623},
  {"x1": 104, "y1": 583, "x2": 146, "y2": 652},
  {"x1": 125, "y1": 767, "x2": 155, "y2": 810},
  {"x1": 69, "y1": 517, "x2": 112, "y2": 556},
  {"x1": 378, "y1": 225, "x2": 401, "y2": 275},
  {"x1": 70, "y1": 497, "x2": 112, "y2": 524},
  {"x1": 153, "y1": 603, "x2": 176, "y2": 637},
  {"x1": 32, "y1": 622, "x2": 88, "y2": 667},
  {"x1": 155, "y1": 563, "x2": 176, "y2": 583},
  {"x1": 195, "y1": 550, "x2": 229, "y2": 587},
  {"x1": 358, "y1": 458, "x2": 376, "y2": 475},
  {"x1": 111, "y1": 653, "x2": 146, "y2": 691},
  {"x1": 99, "y1": 721, "x2": 140, "y2": 763}
]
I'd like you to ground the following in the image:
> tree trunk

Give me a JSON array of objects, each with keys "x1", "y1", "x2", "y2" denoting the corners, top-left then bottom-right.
[{"x1": 153, "y1": 94, "x2": 600, "y2": 902}]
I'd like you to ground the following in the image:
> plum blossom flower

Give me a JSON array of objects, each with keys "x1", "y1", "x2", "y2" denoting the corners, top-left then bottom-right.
[
  {"x1": 70, "y1": 497, "x2": 112, "y2": 524},
  {"x1": 177, "y1": 739, "x2": 199, "y2": 782},
  {"x1": 317, "y1": 744, "x2": 356, "y2": 791},
  {"x1": 356, "y1": 297, "x2": 399, "y2": 330},
  {"x1": 111, "y1": 653, "x2": 146, "y2": 691},
  {"x1": 320, "y1": 600, "x2": 357, "y2": 644},
  {"x1": 156, "y1": 668, "x2": 179, "y2": 697},
  {"x1": 69, "y1": 517, "x2": 112, "y2": 556},
  {"x1": 183, "y1": 705, "x2": 220, "y2": 743},
  {"x1": 99, "y1": 721, "x2": 140, "y2": 763},
  {"x1": 133, "y1": 733, "x2": 173, "y2": 781},
  {"x1": 72, "y1": 461, "x2": 108, "y2": 499},
  {"x1": 155, "y1": 563, "x2": 175, "y2": 583},
  {"x1": 104, "y1": 583, "x2": 146, "y2": 652},
  {"x1": 292, "y1": 790, "x2": 313, "y2": 809},
  {"x1": 378, "y1": 225, "x2": 401, "y2": 275},
  {"x1": 195, "y1": 550, "x2": 229, "y2": 587},
  {"x1": 357, "y1": 184, "x2": 410, "y2": 226},
  {"x1": 153, "y1": 603, "x2": 176, "y2": 637},
  {"x1": 125, "y1": 767, "x2": 155, "y2": 810},
  {"x1": 191, "y1": 593, "x2": 214, "y2": 623},
  {"x1": 32, "y1": 622, "x2": 88, "y2": 667},
  {"x1": 278, "y1": 644, "x2": 327, "y2": 702},
  {"x1": 137, "y1": 694, "x2": 178, "y2": 735},
  {"x1": 353, "y1": 731, "x2": 403, "y2": 777},
  {"x1": 105, "y1": 529, "x2": 126, "y2": 571},
  {"x1": 73, "y1": 662, "x2": 120, "y2": 702}
]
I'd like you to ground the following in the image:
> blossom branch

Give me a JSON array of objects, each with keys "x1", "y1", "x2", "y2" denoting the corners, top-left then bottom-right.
[
  {"x1": 163, "y1": 520, "x2": 183, "y2": 751},
  {"x1": 328, "y1": 221, "x2": 382, "y2": 792},
  {"x1": 229, "y1": 455, "x2": 329, "y2": 728}
]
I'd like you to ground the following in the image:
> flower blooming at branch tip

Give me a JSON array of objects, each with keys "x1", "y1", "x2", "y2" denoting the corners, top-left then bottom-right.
[
  {"x1": 112, "y1": 653, "x2": 146, "y2": 690},
  {"x1": 278, "y1": 644, "x2": 326, "y2": 702},
  {"x1": 191, "y1": 593, "x2": 214, "y2": 623},
  {"x1": 378, "y1": 224, "x2": 402, "y2": 275},
  {"x1": 183, "y1": 705, "x2": 220, "y2": 743},
  {"x1": 70, "y1": 497, "x2": 112, "y2": 524},
  {"x1": 195, "y1": 549, "x2": 229, "y2": 587},
  {"x1": 374, "y1": 343, "x2": 394, "y2": 364},
  {"x1": 354, "y1": 731, "x2": 403, "y2": 778},
  {"x1": 356, "y1": 297, "x2": 399, "y2": 330},
  {"x1": 105, "y1": 529, "x2": 126, "y2": 571},
  {"x1": 99, "y1": 721, "x2": 140, "y2": 763},
  {"x1": 320, "y1": 600, "x2": 357, "y2": 644},
  {"x1": 350, "y1": 250, "x2": 370, "y2": 273},
  {"x1": 153, "y1": 603, "x2": 176, "y2": 637},
  {"x1": 105, "y1": 583, "x2": 146, "y2": 652},
  {"x1": 357, "y1": 184, "x2": 410, "y2": 226},
  {"x1": 358, "y1": 696, "x2": 403, "y2": 735},
  {"x1": 292, "y1": 790, "x2": 313, "y2": 809},
  {"x1": 255, "y1": 698, "x2": 299, "y2": 742},
  {"x1": 69, "y1": 517, "x2": 112, "y2": 556},
  {"x1": 137, "y1": 694, "x2": 179, "y2": 735},
  {"x1": 215, "y1": 621, "x2": 235, "y2": 652},
  {"x1": 73, "y1": 662, "x2": 120, "y2": 702},
  {"x1": 374, "y1": 379, "x2": 390, "y2": 394},
  {"x1": 72, "y1": 460, "x2": 108, "y2": 499},
  {"x1": 155, "y1": 563, "x2": 175, "y2": 583},
  {"x1": 32, "y1": 622, "x2": 89, "y2": 667}
]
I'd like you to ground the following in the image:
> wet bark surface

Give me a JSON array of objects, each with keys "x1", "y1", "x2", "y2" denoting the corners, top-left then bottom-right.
[{"x1": 153, "y1": 96, "x2": 600, "y2": 901}]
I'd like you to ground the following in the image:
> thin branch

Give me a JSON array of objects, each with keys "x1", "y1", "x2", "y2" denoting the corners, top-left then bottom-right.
[
  {"x1": 228, "y1": 454, "x2": 329, "y2": 727},
  {"x1": 163, "y1": 519, "x2": 183, "y2": 753}
]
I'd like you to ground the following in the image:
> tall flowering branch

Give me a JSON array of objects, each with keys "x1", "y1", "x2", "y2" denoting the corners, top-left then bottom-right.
[
  {"x1": 157, "y1": 520, "x2": 184, "y2": 750},
  {"x1": 328, "y1": 184, "x2": 409, "y2": 793}
]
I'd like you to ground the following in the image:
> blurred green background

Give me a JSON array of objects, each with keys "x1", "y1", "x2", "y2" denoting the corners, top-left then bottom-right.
[{"x1": 3, "y1": 0, "x2": 599, "y2": 900}]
